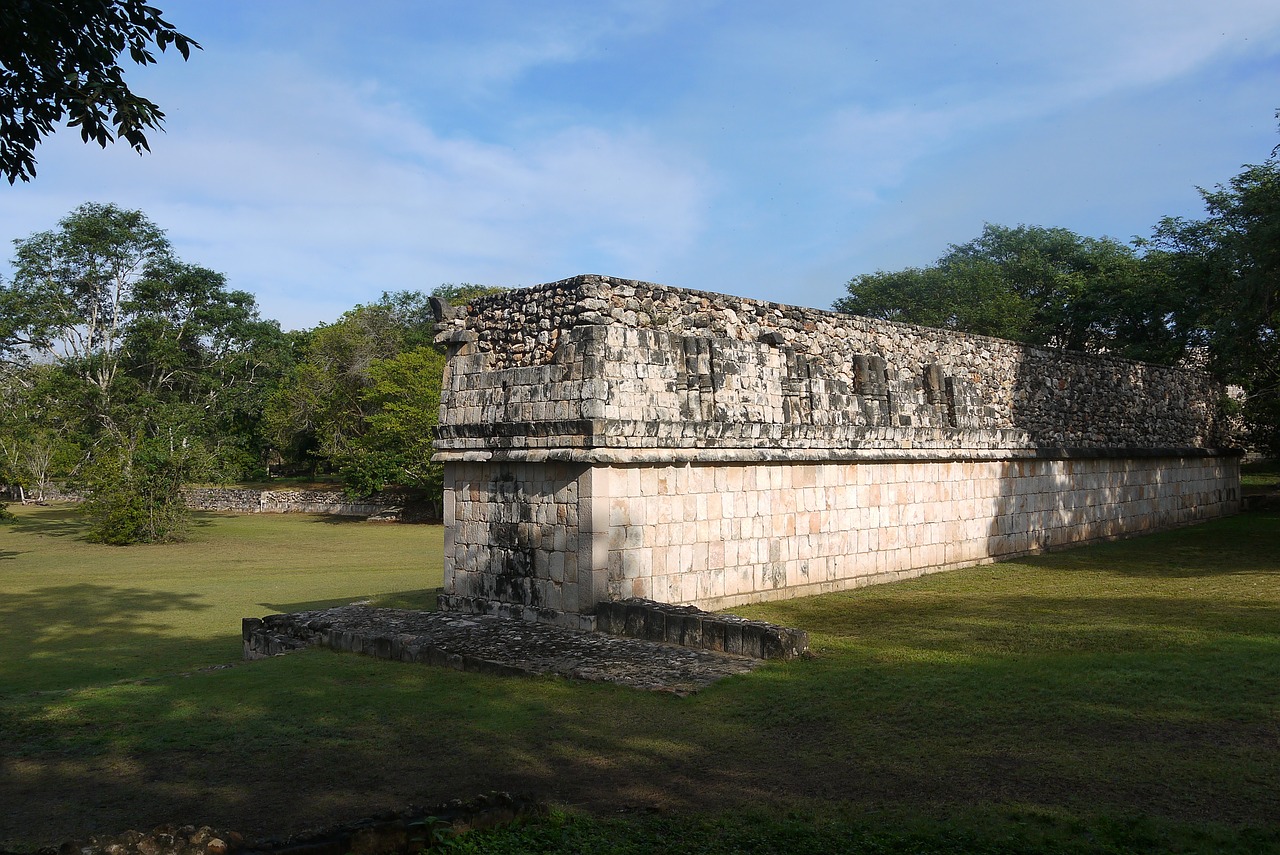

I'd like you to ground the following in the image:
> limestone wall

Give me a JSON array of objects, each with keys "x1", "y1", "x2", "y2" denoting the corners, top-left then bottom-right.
[
  {"x1": 3, "y1": 486, "x2": 432, "y2": 519},
  {"x1": 431, "y1": 275, "x2": 1241, "y2": 627},
  {"x1": 438, "y1": 454, "x2": 1238, "y2": 626}
]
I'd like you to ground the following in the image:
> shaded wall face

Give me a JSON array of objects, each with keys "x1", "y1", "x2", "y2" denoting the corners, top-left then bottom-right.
[
  {"x1": 441, "y1": 456, "x2": 1239, "y2": 622},
  {"x1": 441, "y1": 461, "x2": 600, "y2": 629},
  {"x1": 587, "y1": 457, "x2": 1239, "y2": 611}
]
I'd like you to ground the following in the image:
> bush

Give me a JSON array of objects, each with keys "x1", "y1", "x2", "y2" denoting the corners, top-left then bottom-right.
[{"x1": 80, "y1": 440, "x2": 197, "y2": 544}]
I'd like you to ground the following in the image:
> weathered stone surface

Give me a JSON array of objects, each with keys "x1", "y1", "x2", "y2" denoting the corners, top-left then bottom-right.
[
  {"x1": 594, "y1": 598, "x2": 809, "y2": 660},
  {"x1": 428, "y1": 275, "x2": 1242, "y2": 625},
  {"x1": 242, "y1": 605, "x2": 763, "y2": 694},
  {"x1": 432, "y1": 275, "x2": 1235, "y2": 455},
  {"x1": 182, "y1": 488, "x2": 425, "y2": 518}
]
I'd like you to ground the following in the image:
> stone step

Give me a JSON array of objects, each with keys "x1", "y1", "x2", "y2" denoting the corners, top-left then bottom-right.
[{"x1": 593, "y1": 598, "x2": 809, "y2": 660}]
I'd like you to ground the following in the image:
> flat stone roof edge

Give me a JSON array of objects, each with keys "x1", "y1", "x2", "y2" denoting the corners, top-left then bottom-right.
[{"x1": 432, "y1": 446, "x2": 1242, "y2": 465}]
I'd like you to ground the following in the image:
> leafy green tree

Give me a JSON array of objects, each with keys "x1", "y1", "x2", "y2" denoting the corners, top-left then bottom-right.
[
  {"x1": 430, "y1": 282, "x2": 509, "y2": 305},
  {"x1": 835, "y1": 261, "x2": 1033, "y2": 340},
  {"x1": 836, "y1": 224, "x2": 1168, "y2": 356},
  {"x1": 0, "y1": 362, "x2": 87, "y2": 501},
  {"x1": 0, "y1": 0, "x2": 200, "y2": 183},
  {"x1": 2, "y1": 203, "x2": 292, "y2": 538},
  {"x1": 3, "y1": 202, "x2": 170, "y2": 405},
  {"x1": 263, "y1": 291, "x2": 439, "y2": 473},
  {"x1": 80, "y1": 431, "x2": 206, "y2": 544},
  {"x1": 1145, "y1": 156, "x2": 1280, "y2": 451},
  {"x1": 264, "y1": 283, "x2": 505, "y2": 500},
  {"x1": 339, "y1": 346, "x2": 447, "y2": 501},
  {"x1": 121, "y1": 259, "x2": 293, "y2": 478}
]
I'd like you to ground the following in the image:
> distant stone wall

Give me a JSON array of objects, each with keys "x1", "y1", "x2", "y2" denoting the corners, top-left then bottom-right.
[
  {"x1": 183, "y1": 488, "x2": 419, "y2": 517},
  {"x1": 431, "y1": 275, "x2": 1240, "y2": 628},
  {"x1": 2, "y1": 486, "x2": 431, "y2": 519}
]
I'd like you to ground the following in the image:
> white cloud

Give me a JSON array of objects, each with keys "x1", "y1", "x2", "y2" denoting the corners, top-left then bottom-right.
[{"x1": 46, "y1": 55, "x2": 712, "y2": 328}]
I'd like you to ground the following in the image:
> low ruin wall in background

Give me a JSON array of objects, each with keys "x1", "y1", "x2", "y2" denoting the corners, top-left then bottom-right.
[
  {"x1": 2, "y1": 487, "x2": 423, "y2": 519},
  {"x1": 431, "y1": 275, "x2": 1241, "y2": 630},
  {"x1": 183, "y1": 487, "x2": 418, "y2": 517}
]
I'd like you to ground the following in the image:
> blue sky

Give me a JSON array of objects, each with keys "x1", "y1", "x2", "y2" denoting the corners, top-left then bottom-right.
[{"x1": 3, "y1": 0, "x2": 1279, "y2": 331}]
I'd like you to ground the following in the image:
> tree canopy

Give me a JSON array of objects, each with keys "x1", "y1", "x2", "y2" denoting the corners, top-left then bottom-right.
[
  {"x1": 0, "y1": 203, "x2": 286, "y2": 540},
  {"x1": 835, "y1": 146, "x2": 1280, "y2": 452},
  {"x1": 835, "y1": 224, "x2": 1181, "y2": 361},
  {"x1": 0, "y1": 0, "x2": 199, "y2": 183}
]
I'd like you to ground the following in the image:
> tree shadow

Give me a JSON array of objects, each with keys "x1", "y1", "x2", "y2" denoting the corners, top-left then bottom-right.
[
  {"x1": 310, "y1": 515, "x2": 372, "y2": 525},
  {"x1": 4, "y1": 506, "x2": 85, "y2": 538},
  {"x1": 1024, "y1": 509, "x2": 1280, "y2": 578},
  {"x1": 7, "y1": 507, "x2": 217, "y2": 541},
  {"x1": 0, "y1": 551, "x2": 22, "y2": 560},
  {"x1": 0, "y1": 583, "x2": 215, "y2": 696},
  {"x1": 2, "y1": 620, "x2": 1275, "y2": 850},
  {"x1": 184, "y1": 512, "x2": 218, "y2": 530}
]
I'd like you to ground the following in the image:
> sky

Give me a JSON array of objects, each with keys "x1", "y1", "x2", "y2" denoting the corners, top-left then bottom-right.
[{"x1": 3, "y1": 0, "x2": 1279, "y2": 332}]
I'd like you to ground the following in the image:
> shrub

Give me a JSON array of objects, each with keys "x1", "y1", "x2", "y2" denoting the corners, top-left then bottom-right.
[{"x1": 80, "y1": 439, "x2": 198, "y2": 544}]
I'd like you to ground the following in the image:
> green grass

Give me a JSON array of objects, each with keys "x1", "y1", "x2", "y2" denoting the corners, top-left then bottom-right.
[
  {"x1": 0, "y1": 506, "x2": 440, "y2": 695},
  {"x1": 1, "y1": 504, "x2": 1277, "y2": 854},
  {"x1": 1242, "y1": 458, "x2": 1280, "y2": 492}
]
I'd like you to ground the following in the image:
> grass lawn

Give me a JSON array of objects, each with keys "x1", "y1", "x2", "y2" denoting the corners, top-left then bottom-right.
[
  {"x1": 1242, "y1": 458, "x2": 1280, "y2": 493},
  {"x1": 1, "y1": 504, "x2": 1277, "y2": 854}
]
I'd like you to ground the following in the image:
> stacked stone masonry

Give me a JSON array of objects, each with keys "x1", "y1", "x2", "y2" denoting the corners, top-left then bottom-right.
[{"x1": 432, "y1": 275, "x2": 1240, "y2": 627}]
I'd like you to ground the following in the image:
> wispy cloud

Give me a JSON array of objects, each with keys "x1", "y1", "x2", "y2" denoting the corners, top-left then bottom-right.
[{"x1": 30, "y1": 54, "x2": 711, "y2": 327}]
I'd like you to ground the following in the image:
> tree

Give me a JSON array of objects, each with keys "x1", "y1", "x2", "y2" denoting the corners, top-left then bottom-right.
[
  {"x1": 263, "y1": 283, "x2": 505, "y2": 497},
  {"x1": 1145, "y1": 156, "x2": 1280, "y2": 451},
  {"x1": 0, "y1": 0, "x2": 199, "y2": 183},
  {"x1": 0, "y1": 360, "x2": 87, "y2": 501},
  {"x1": 834, "y1": 262, "x2": 1033, "y2": 341},
  {"x1": 835, "y1": 224, "x2": 1187, "y2": 362},
  {"x1": 430, "y1": 282, "x2": 508, "y2": 305},
  {"x1": 80, "y1": 430, "x2": 204, "y2": 544},
  {"x1": 338, "y1": 346, "x2": 447, "y2": 503},
  {"x1": 264, "y1": 293, "x2": 434, "y2": 472},
  {"x1": 3, "y1": 202, "x2": 170, "y2": 403},
  {"x1": 2, "y1": 203, "x2": 291, "y2": 539}
]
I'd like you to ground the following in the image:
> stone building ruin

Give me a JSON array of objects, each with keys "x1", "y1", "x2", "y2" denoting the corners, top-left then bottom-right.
[{"x1": 431, "y1": 275, "x2": 1240, "y2": 630}]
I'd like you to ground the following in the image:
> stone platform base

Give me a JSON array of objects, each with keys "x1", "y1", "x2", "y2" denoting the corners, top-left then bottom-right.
[{"x1": 241, "y1": 604, "x2": 797, "y2": 694}]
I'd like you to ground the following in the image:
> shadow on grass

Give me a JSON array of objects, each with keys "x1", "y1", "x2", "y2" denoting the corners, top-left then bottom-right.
[
  {"x1": 0, "y1": 583, "x2": 215, "y2": 696},
  {"x1": 1, "y1": 511, "x2": 1277, "y2": 850},
  {"x1": 8, "y1": 507, "x2": 218, "y2": 541},
  {"x1": 310, "y1": 515, "x2": 373, "y2": 525},
  {"x1": 1031, "y1": 509, "x2": 1280, "y2": 579},
  {"x1": 0, "y1": 550, "x2": 22, "y2": 560},
  {"x1": 2, "y1": 624, "x2": 1277, "y2": 852},
  {"x1": 3, "y1": 506, "x2": 85, "y2": 538}
]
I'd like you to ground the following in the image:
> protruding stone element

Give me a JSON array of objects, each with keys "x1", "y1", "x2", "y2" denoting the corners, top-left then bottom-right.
[
  {"x1": 594, "y1": 598, "x2": 810, "y2": 660},
  {"x1": 923, "y1": 362, "x2": 946, "y2": 405},
  {"x1": 429, "y1": 295, "x2": 464, "y2": 322}
]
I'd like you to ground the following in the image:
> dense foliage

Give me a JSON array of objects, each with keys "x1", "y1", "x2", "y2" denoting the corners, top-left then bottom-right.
[
  {"x1": 0, "y1": 203, "x2": 502, "y2": 540},
  {"x1": 837, "y1": 146, "x2": 1280, "y2": 452},
  {"x1": 0, "y1": 203, "x2": 289, "y2": 541},
  {"x1": 0, "y1": 0, "x2": 199, "y2": 183}
]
